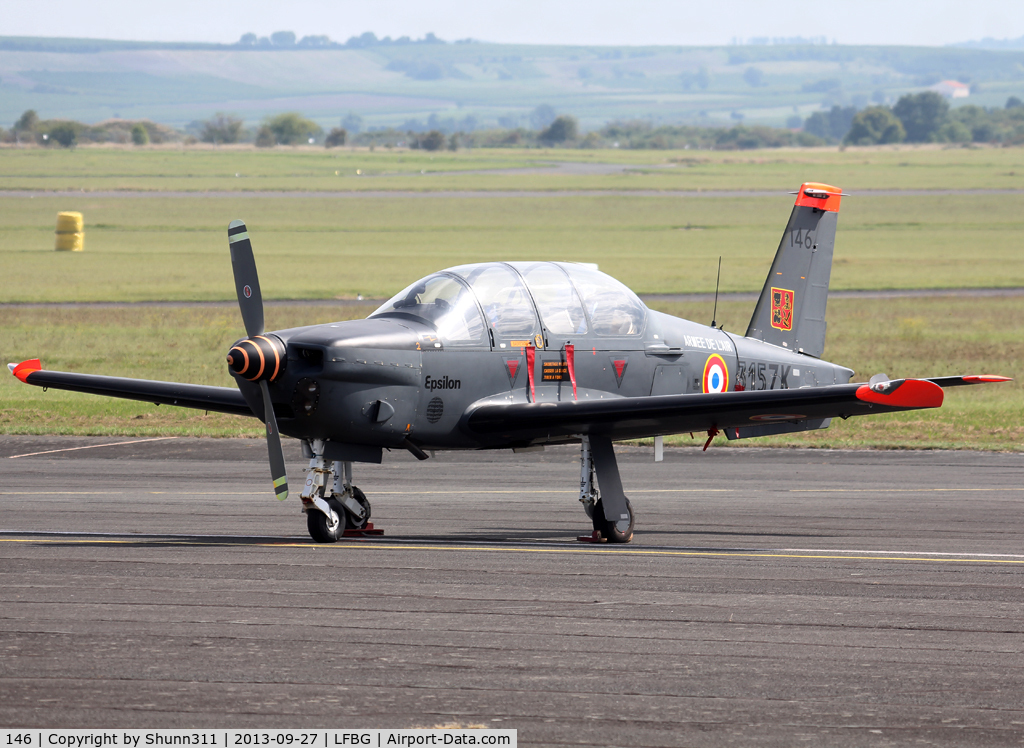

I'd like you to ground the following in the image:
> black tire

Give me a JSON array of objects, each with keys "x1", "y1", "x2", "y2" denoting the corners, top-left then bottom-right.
[
  {"x1": 344, "y1": 487, "x2": 371, "y2": 531},
  {"x1": 306, "y1": 498, "x2": 344, "y2": 543},
  {"x1": 592, "y1": 497, "x2": 634, "y2": 543}
]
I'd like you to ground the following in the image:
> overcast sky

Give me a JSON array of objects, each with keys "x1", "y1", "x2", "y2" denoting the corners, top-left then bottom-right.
[{"x1": 1, "y1": 0, "x2": 1022, "y2": 47}]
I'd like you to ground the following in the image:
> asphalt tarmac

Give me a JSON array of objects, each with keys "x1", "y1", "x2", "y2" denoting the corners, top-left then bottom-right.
[{"x1": 2, "y1": 436, "x2": 1024, "y2": 745}]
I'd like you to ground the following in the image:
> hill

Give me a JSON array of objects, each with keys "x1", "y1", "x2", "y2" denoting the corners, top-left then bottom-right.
[{"x1": 2, "y1": 35, "x2": 1024, "y2": 131}]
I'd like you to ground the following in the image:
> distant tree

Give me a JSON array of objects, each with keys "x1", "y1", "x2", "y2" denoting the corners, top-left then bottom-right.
[
  {"x1": 827, "y1": 105, "x2": 857, "y2": 140},
  {"x1": 539, "y1": 115, "x2": 578, "y2": 144},
  {"x1": 938, "y1": 120, "x2": 972, "y2": 142},
  {"x1": 131, "y1": 123, "x2": 149, "y2": 145},
  {"x1": 448, "y1": 133, "x2": 459, "y2": 151},
  {"x1": 298, "y1": 35, "x2": 332, "y2": 48},
  {"x1": 263, "y1": 112, "x2": 322, "y2": 145},
  {"x1": 324, "y1": 127, "x2": 347, "y2": 147},
  {"x1": 893, "y1": 92, "x2": 949, "y2": 142},
  {"x1": 529, "y1": 104, "x2": 556, "y2": 131},
  {"x1": 346, "y1": 32, "x2": 379, "y2": 48},
  {"x1": 843, "y1": 106, "x2": 905, "y2": 145},
  {"x1": 238, "y1": 33, "x2": 257, "y2": 46},
  {"x1": 786, "y1": 114, "x2": 803, "y2": 129},
  {"x1": 14, "y1": 109, "x2": 38, "y2": 132},
  {"x1": 254, "y1": 126, "x2": 276, "y2": 148},
  {"x1": 420, "y1": 130, "x2": 446, "y2": 151},
  {"x1": 803, "y1": 105, "x2": 857, "y2": 141},
  {"x1": 342, "y1": 113, "x2": 363, "y2": 134},
  {"x1": 200, "y1": 113, "x2": 244, "y2": 144},
  {"x1": 270, "y1": 31, "x2": 296, "y2": 47},
  {"x1": 1006, "y1": 96, "x2": 1024, "y2": 109},
  {"x1": 803, "y1": 111, "x2": 829, "y2": 139},
  {"x1": 46, "y1": 122, "x2": 78, "y2": 147},
  {"x1": 743, "y1": 67, "x2": 765, "y2": 87}
]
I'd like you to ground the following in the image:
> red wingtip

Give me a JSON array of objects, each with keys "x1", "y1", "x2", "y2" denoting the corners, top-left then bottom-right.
[
  {"x1": 11, "y1": 358, "x2": 42, "y2": 383},
  {"x1": 794, "y1": 182, "x2": 843, "y2": 212},
  {"x1": 856, "y1": 379, "x2": 944, "y2": 409},
  {"x1": 962, "y1": 375, "x2": 1013, "y2": 383}
]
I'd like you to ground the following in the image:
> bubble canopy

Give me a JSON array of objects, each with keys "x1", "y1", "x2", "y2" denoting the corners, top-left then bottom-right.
[{"x1": 370, "y1": 262, "x2": 647, "y2": 344}]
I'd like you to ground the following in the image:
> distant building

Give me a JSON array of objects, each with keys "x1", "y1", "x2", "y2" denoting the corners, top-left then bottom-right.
[{"x1": 930, "y1": 80, "x2": 970, "y2": 98}]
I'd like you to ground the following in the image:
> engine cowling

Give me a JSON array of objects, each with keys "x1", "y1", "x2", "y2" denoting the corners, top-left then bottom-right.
[{"x1": 227, "y1": 335, "x2": 287, "y2": 382}]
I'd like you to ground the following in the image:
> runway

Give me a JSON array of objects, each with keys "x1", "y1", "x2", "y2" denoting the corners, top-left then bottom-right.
[{"x1": 3, "y1": 436, "x2": 1024, "y2": 744}]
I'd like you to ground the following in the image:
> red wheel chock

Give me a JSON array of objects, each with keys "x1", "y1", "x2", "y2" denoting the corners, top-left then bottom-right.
[
  {"x1": 342, "y1": 523, "x2": 384, "y2": 538},
  {"x1": 577, "y1": 530, "x2": 607, "y2": 543}
]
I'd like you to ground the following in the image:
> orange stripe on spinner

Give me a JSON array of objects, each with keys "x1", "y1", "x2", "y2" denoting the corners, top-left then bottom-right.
[
  {"x1": 248, "y1": 340, "x2": 266, "y2": 381},
  {"x1": 256, "y1": 335, "x2": 281, "y2": 381}
]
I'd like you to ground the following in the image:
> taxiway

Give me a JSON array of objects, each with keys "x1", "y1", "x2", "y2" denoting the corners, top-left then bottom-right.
[{"x1": 2, "y1": 436, "x2": 1023, "y2": 745}]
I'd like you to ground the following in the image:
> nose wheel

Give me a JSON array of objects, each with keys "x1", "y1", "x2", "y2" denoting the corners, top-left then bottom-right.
[{"x1": 306, "y1": 489, "x2": 372, "y2": 542}]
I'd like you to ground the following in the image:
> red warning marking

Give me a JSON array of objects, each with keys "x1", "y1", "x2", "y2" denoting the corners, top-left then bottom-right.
[
  {"x1": 243, "y1": 285, "x2": 252, "y2": 299},
  {"x1": 506, "y1": 359, "x2": 519, "y2": 379},
  {"x1": 613, "y1": 360, "x2": 626, "y2": 378}
]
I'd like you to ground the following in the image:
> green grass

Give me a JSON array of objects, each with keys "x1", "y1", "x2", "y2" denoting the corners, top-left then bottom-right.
[
  {"x1": 1, "y1": 192, "x2": 1022, "y2": 302},
  {"x1": 3, "y1": 144, "x2": 1024, "y2": 192},
  {"x1": 1, "y1": 297, "x2": 1019, "y2": 449}
]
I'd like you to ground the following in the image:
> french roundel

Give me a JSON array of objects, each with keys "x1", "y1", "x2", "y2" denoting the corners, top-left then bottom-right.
[{"x1": 702, "y1": 354, "x2": 729, "y2": 394}]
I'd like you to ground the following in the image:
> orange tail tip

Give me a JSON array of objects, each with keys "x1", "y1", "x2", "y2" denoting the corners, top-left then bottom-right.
[
  {"x1": 10, "y1": 359, "x2": 42, "y2": 383},
  {"x1": 856, "y1": 379, "x2": 944, "y2": 409},
  {"x1": 963, "y1": 375, "x2": 1013, "y2": 383},
  {"x1": 794, "y1": 182, "x2": 843, "y2": 212}
]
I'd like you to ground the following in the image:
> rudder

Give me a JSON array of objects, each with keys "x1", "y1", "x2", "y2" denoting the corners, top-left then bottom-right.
[{"x1": 745, "y1": 182, "x2": 843, "y2": 358}]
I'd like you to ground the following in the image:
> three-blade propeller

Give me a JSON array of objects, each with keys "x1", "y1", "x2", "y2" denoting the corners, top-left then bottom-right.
[{"x1": 228, "y1": 220, "x2": 289, "y2": 501}]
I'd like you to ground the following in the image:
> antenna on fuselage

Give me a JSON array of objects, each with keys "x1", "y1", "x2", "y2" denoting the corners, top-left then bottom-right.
[{"x1": 710, "y1": 256, "x2": 722, "y2": 329}]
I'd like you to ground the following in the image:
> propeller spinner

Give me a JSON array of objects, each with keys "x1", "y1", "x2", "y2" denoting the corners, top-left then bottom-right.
[{"x1": 228, "y1": 220, "x2": 289, "y2": 501}]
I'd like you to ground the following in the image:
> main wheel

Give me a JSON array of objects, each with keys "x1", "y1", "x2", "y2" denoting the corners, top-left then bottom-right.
[
  {"x1": 307, "y1": 497, "x2": 344, "y2": 543},
  {"x1": 343, "y1": 487, "x2": 371, "y2": 531},
  {"x1": 592, "y1": 497, "x2": 634, "y2": 543}
]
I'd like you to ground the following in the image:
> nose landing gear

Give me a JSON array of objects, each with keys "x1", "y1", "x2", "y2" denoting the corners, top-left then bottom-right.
[{"x1": 301, "y1": 439, "x2": 376, "y2": 543}]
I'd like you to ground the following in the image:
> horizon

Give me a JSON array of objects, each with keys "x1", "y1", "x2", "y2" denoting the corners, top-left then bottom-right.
[{"x1": 0, "y1": 0, "x2": 1022, "y2": 48}]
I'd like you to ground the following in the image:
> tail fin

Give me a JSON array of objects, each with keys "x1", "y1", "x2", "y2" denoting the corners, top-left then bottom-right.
[{"x1": 745, "y1": 182, "x2": 843, "y2": 358}]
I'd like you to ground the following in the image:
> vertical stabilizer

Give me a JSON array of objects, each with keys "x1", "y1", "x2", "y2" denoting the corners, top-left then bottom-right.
[{"x1": 745, "y1": 183, "x2": 843, "y2": 358}]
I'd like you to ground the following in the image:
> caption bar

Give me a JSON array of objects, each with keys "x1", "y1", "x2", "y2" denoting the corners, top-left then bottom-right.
[{"x1": 2, "y1": 732, "x2": 515, "y2": 748}]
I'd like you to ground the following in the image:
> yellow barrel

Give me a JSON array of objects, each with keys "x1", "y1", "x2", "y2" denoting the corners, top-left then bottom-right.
[{"x1": 55, "y1": 211, "x2": 84, "y2": 251}]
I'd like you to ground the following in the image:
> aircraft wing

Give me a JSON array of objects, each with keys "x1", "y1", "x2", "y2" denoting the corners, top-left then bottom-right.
[
  {"x1": 8, "y1": 359, "x2": 253, "y2": 417},
  {"x1": 465, "y1": 376, "x2": 1008, "y2": 443}
]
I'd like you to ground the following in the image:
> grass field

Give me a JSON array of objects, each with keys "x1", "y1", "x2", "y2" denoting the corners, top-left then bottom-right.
[
  {"x1": 3, "y1": 144, "x2": 1024, "y2": 192},
  {"x1": 1, "y1": 192, "x2": 1023, "y2": 302},
  {"x1": 1, "y1": 145, "x2": 1021, "y2": 448},
  {"x1": 1, "y1": 297, "x2": 1019, "y2": 449}
]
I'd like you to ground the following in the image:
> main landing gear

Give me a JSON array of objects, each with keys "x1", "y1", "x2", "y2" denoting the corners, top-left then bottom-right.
[
  {"x1": 301, "y1": 439, "x2": 373, "y2": 543},
  {"x1": 578, "y1": 435, "x2": 634, "y2": 543}
]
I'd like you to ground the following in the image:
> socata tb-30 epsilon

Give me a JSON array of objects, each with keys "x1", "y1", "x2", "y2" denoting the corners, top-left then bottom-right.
[{"x1": 10, "y1": 183, "x2": 1010, "y2": 543}]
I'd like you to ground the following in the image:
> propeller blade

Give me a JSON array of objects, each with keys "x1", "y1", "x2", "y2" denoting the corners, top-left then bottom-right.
[
  {"x1": 228, "y1": 220, "x2": 264, "y2": 338},
  {"x1": 260, "y1": 380, "x2": 289, "y2": 501}
]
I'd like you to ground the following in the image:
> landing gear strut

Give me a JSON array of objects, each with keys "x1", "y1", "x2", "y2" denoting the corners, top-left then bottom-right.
[
  {"x1": 301, "y1": 439, "x2": 372, "y2": 543},
  {"x1": 578, "y1": 435, "x2": 634, "y2": 543}
]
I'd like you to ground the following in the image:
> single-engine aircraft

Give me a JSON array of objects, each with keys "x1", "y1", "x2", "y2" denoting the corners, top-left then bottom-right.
[{"x1": 9, "y1": 183, "x2": 1010, "y2": 543}]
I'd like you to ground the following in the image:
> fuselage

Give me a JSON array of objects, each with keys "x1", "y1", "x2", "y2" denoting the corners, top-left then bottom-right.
[{"x1": 231, "y1": 263, "x2": 853, "y2": 452}]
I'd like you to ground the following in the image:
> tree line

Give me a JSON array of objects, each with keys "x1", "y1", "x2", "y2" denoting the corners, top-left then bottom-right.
[
  {"x1": 6, "y1": 97, "x2": 1024, "y2": 151},
  {"x1": 801, "y1": 92, "x2": 1024, "y2": 145}
]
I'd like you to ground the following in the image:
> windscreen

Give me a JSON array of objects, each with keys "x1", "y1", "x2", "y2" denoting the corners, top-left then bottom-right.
[
  {"x1": 371, "y1": 273, "x2": 485, "y2": 344},
  {"x1": 447, "y1": 263, "x2": 539, "y2": 338}
]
